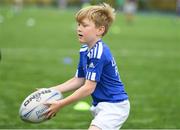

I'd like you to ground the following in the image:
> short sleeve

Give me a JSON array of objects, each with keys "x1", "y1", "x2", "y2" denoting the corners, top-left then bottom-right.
[
  {"x1": 86, "y1": 57, "x2": 104, "y2": 82},
  {"x1": 75, "y1": 45, "x2": 88, "y2": 78},
  {"x1": 75, "y1": 66, "x2": 85, "y2": 78}
]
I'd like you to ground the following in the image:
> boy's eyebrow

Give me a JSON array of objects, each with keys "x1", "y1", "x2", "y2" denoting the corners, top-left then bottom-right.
[
  {"x1": 81, "y1": 21, "x2": 86, "y2": 24},
  {"x1": 78, "y1": 21, "x2": 86, "y2": 24}
]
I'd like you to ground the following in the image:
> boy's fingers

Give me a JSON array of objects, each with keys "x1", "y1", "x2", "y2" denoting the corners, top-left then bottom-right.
[
  {"x1": 43, "y1": 100, "x2": 58, "y2": 106},
  {"x1": 42, "y1": 101, "x2": 58, "y2": 119},
  {"x1": 46, "y1": 111, "x2": 54, "y2": 119},
  {"x1": 52, "y1": 113, "x2": 56, "y2": 117},
  {"x1": 43, "y1": 101, "x2": 52, "y2": 106},
  {"x1": 43, "y1": 107, "x2": 56, "y2": 119},
  {"x1": 42, "y1": 108, "x2": 50, "y2": 116}
]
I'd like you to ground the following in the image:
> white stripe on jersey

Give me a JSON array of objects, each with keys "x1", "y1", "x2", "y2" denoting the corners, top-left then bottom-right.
[
  {"x1": 87, "y1": 51, "x2": 90, "y2": 57},
  {"x1": 89, "y1": 72, "x2": 91, "y2": 79},
  {"x1": 75, "y1": 69, "x2": 78, "y2": 77},
  {"x1": 82, "y1": 44, "x2": 88, "y2": 48},
  {"x1": 80, "y1": 45, "x2": 88, "y2": 52},
  {"x1": 91, "y1": 72, "x2": 96, "y2": 80},
  {"x1": 86, "y1": 72, "x2": 96, "y2": 81},
  {"x1": 97, "y1": 42, "x2": 103, "y2": 59},
  {"x1": 86, "y1": 72, "x2": 90, "y2": 79},
  {"x1": 87, "y1": 42, "x2": 103, "y2": 59}
]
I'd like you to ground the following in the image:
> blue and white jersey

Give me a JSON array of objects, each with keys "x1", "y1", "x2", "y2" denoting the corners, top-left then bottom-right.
[{"x1": 75, "y1": 39, "x2": 128, "y2": 106}]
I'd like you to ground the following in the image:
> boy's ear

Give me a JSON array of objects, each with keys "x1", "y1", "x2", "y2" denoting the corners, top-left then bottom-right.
[{"x1": 97, "y1": 26, "x2": 105, "y2": 36}]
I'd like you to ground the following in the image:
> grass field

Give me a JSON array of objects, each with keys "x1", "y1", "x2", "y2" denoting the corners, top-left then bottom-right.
[{"x1": 0, "y1": 6, "x2": 180, "y2": 129}]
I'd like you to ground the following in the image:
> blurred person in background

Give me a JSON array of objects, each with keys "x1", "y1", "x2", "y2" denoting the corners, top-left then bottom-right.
[
  {"x1": 123, "y1": 0, "x2": 137, "y2": 23},
  {"x1": 44, "y1": 3, "x2": 130, "y2": 130},
  {"x1": 81, "y1": 0, "x2": 90, "y2": 8},
  {"x1": 57, "y1": 0, "x2": 67, "y2": 9},
  {"x1": 177, "y1": 0, "x2": 180, "y2": 17},
  {"x1": 116, "y1": 0, "x2": 125, "y2": 12},
  {"x1": 13, "y1": 0, "x2": 23, "y2": 14}
]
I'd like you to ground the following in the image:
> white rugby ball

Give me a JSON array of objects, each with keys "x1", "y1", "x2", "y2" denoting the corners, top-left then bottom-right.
[{"x1": 19, "y1": 88, "x2": 63, "y2": 123}]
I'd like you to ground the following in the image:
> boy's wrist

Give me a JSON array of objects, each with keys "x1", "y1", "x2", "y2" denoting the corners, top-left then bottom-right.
[{"x1": 50, "y1": 86, "x2": 62, "y2": 93}]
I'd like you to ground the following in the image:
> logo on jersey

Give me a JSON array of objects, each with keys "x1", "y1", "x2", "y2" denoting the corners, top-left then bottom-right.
[{"x1": 88, "y1": 62, "x2": 95, "y2": 68}]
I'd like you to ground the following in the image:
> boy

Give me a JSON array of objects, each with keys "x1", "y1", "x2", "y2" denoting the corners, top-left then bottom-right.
[{"x1": 45, "y1": 3, "x2": 130, "y2": 130}]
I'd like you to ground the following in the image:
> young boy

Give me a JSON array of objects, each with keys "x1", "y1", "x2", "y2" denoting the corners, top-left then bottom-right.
[{"x1": 45, "y1": 3, "x2": 130, "y2": 130}]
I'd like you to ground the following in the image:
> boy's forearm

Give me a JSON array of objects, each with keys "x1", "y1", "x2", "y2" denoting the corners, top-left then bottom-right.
[
  {"x1": 52, "y1": 77, "x2": 85, "y2": 93},
  {"x1": 59, "y1": 80, "x2": 96, "y2": 108}
]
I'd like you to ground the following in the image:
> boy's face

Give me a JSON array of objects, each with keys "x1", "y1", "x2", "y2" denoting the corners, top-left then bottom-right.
[{"x1": 77, "y1": 18, "x2": 104, "y2": 46}]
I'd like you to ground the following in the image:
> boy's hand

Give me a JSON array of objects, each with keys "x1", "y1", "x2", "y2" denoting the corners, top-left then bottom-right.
[{"x1": 43, "y1": 100, "x2": 61, "y2": 119}]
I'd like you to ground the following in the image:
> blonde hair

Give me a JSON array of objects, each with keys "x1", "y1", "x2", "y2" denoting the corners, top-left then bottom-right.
[{"x1": 75, "y1": 3, "x2": 116, "y2": 36}]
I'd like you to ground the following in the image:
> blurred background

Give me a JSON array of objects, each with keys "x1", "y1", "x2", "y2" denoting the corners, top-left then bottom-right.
[{"x1": 0, "y1": 0, "x2": 180, "y2": 129}]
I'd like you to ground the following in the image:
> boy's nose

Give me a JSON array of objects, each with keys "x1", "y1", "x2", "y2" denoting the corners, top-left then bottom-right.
[{"x1": 77, "y1": 27, "x2": 81, "y2": 32}]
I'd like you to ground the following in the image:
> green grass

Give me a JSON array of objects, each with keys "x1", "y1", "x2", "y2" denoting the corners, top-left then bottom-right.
[{"x1": 0, "y1": 6, "x2": 180, "y2": 129}]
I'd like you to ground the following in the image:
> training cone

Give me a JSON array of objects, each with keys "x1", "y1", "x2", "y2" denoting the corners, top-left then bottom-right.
[{"x1": 73, "y1": 101, "x2": 90, "y2": 111}]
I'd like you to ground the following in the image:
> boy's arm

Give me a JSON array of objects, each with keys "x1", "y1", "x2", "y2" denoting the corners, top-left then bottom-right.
[
  {"x1": 51, "y1": 77, "x2": 85, "y2": 93},
  {"x1": 45, "y1": 80, "x2": 96, "y2": 118},
  {"x1": 60, "y1": 80, "x2": 96, "y2": 105}
]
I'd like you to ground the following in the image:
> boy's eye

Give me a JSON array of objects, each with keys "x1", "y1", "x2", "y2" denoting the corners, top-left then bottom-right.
[
  {"x1": 77, "y1": 22, "x2": 89, "y2": 27},
  {"x1": 83, "y1": 24, "x2": 88, "y2": 27}
]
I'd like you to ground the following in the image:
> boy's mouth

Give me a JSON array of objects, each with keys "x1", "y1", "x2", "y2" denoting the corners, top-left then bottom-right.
[{"x1": 78, "y1": 34, "x2": 83, "y2": 37}]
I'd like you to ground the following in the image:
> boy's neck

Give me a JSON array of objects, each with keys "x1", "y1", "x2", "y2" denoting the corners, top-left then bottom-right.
[{"x1": 87, "y1": 38, "x2": 102, "y2": 49}]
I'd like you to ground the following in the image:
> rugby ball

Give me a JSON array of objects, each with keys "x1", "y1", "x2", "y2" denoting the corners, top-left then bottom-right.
[{"x1": 19, "y1": 88, "x2": 63, "y2": 123}]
